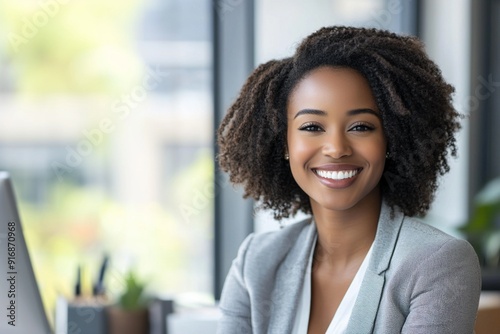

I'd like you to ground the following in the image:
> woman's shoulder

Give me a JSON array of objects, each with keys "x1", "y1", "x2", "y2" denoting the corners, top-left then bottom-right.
[
  {"x1": 246, "y1": 217, "x2": 313, "y2": 253},
  {"x1": 235, "y1": 217, "x2": 314, "y2": 272},
  {"x1": 399, "y1": 216, "x2": 470, "y2": 247},
  {"x1": 393, "y1": 215, "x2": 479, "y2": 270}
]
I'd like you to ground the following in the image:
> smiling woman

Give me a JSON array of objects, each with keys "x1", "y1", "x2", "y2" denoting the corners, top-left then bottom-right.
[{"x1": 216, "y1": 26, "x2": 481, "y2": 334}]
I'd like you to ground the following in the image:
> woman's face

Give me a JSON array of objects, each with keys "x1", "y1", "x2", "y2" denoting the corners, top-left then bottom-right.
[{"x1": 286, "y1": 66, "x2": 386, "y2": 213}]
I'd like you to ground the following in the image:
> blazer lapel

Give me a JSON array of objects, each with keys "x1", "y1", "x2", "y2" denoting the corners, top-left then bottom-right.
[
  {"x1": 267, "y1": 221, "x2": 317, "y2": 333},
  {"x1": 345, "y1": 201, "x2": 405, "y2": 333}
]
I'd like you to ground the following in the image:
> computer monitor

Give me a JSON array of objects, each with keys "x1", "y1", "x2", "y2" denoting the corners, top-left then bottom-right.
[{"x1": 0, "y1": 172, "x2": 52, "y2": 333}]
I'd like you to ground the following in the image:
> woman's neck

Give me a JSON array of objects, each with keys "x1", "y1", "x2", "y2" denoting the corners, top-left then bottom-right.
[{"x1": 311, "y1": 192, "x2": 381, "y2": 270}]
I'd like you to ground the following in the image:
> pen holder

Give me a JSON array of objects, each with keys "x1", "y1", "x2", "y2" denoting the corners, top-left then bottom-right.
[{"x1": 55, "y1": 296, "x2": 109, "y2": 334}]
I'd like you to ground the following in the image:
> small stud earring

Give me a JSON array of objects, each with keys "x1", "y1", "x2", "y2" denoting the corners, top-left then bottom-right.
[
  {"x1": 386, "y1": 152, "x2": 390, "y2": 159},
  {"x1": 284, "y1": 153, "x2": 289, "y2": 160}
]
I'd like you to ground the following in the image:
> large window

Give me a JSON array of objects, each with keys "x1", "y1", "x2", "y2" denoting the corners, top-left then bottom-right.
[{"x1": 0, "y1": 0, "x2": 214, "y2": 320}]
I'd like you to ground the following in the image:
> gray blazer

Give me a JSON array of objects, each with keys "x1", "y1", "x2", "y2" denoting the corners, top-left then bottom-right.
[{"x1": 217, "y1": 202, "x2": 481, "y2": 333}]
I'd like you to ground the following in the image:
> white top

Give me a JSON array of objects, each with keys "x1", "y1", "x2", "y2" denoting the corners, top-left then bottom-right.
[{"x1": 292, "y1": 236, "x2": 374, "y2": 334}]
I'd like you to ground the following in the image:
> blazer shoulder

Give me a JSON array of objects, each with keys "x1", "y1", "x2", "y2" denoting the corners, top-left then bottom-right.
[
  {"x1": 234, "y1": 217, "x2": 313, "y2": 278},
  {"x1": 399, "y1": 216, "x2": 462, "y2": 245},
  {"x1": 246, "y1": 218, "x2": 312, "y2": 256},
  {"x1": 393, "y1": 216, "x2": 479, "y2": 270}
]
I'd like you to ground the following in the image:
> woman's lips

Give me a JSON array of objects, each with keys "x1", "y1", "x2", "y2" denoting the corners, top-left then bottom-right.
[{"x1": 312, "y1": 167, "x2": 363, "y2": 189}]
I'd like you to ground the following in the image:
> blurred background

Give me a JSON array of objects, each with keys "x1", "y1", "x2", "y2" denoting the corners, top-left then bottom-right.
[
  {"x1": 0, "y1": 0, "x2": 214, "y2": 322},
  {"x1": 0, "y1": 0, "x2": 498, "y2": 327}
]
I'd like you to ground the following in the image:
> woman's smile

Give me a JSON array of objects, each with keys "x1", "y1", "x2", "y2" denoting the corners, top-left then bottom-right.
[{"x1": 312, "y1": 165, "x2": 363, "y2": 188}]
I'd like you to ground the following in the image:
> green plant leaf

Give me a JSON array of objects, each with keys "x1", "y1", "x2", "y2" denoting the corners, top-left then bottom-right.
[
  {"x1": 461, "y1": 177, "x2": 500, "y2": 233},
  {"x1": 118, "y1": 271, "x2": 148, "y2": 311}
]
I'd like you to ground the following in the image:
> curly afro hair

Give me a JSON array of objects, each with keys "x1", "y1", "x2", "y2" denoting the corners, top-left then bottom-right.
[{"x1": 217, "y1": 26, "x2": 461, "y2": 220}]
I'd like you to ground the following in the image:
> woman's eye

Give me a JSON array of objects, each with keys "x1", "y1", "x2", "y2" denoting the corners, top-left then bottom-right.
[
  {"x1": 299, "y1": 124, "x2": 323, "y2": 132},
  {"x1": 350, "y1": 124, "x2": 374, "y2": 132}
]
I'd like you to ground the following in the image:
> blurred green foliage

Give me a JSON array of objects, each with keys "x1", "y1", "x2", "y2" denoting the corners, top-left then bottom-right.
[
  {"x1": 21, "y1": 153, "x2": 213, "y2": 323},
  {"x1": 118, "y1": 270, "x2": 149, "y2": 310},
  {"x1": 461, "y1": 177, "x2": 500, "y2": 267}
]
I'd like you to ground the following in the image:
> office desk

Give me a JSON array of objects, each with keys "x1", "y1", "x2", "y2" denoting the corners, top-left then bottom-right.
[{"x1": 476, "y1": 292, "x2": 500, "y2": 334}]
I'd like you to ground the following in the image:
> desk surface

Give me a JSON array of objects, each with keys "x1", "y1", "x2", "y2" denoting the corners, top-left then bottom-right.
[{"x1": 476, "y1": 292, "x2": 500, "y2": 334}]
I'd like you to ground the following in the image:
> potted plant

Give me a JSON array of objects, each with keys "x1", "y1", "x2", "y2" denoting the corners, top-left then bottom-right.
[
  {"x1": 107, "y1": 270, "x2": 150, "y2": 334},
  {"x1": 461, "y1": 177, "x2": 500, "y2": 289}
]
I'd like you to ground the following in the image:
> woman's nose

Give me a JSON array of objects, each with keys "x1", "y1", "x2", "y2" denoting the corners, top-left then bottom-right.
[{"x1": 322, "y1": 131, "x2": 352, "y2": 159}]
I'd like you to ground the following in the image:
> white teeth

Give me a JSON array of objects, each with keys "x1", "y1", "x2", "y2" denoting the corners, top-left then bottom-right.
[{"x1": 316, "y1": 169, "x2": 359, "y2": 180}]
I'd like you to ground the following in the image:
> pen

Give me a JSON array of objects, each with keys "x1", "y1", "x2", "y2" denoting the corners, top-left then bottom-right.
[
  {"x1": 93, "y1": 255, "x2": 109, "y2": 296},
  {"x1": 75, "y1": 265, "x2": 81, "y2": 297}
]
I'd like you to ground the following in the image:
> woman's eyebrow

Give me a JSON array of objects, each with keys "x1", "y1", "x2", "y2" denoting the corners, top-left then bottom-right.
[
  {"x1": 347, "y1": 108, "x2": 380, "y2": 118},
  {"x1": 293, "y1": 108, "x2": 380, "y2": 119},
  {"x1": 293, "y1": 109, "x2": 327, "y2": 119}
]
